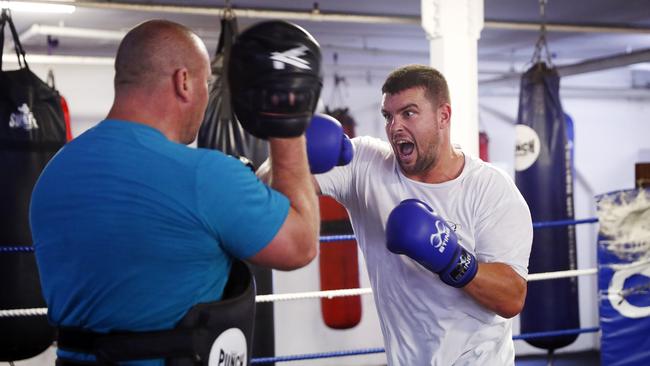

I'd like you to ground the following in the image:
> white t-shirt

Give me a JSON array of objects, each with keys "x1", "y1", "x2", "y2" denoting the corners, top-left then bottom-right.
[{"x1": 315, "y1": 136, "x2": 533, "y2": 366}]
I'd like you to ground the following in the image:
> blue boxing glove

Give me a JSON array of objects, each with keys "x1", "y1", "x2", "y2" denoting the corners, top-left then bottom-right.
[
  {"x1": 339, "y1": 134, "x2": 353, "y2": 166},
  {"x1": 306, "y1": 113, "x2": 353, "y2": 174},
  {"x1": 385, "y1": 199, "x2": 478, "y2": 288}
]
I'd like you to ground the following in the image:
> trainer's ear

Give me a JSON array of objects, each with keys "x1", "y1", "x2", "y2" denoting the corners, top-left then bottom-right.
[{"x1": 173, "y1": 67, "x2": 191, "y2": 102}]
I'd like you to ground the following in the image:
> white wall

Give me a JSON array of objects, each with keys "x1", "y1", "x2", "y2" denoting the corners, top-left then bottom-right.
[
  {"x1": 23, "y1": 62, "x2": 115, "y2": 136},
  {"x1": 4, "y1": 59, "x2": 650, "y2": 365}
]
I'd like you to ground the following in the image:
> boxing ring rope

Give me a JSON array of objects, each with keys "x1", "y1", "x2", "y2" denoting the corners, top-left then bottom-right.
[
  {"x1": 318, "y1": 217, "x2": 601, "y2": 242},
  {"x1": 249, "y1": 327, "x2": 602, "y2": 364},
  {"x1": 0, "y1": 307, "x2": 47, "y2": 317},
  {"x1": 0, "y1": 217, "x2": 601, "y2": 252},
  {"x1": 251, "y1": 347, "x2": 386, "y2": 364},
  {"x1": 532, "y1": 217, "x2": 598, "y2": 229},
  {"x1": 0, "y1": 246, "x2": 37, "y2": 253},
  {"x1": 0, "y1": 265, "x2": 601, "y2": 318},
  {"x1": 0, "y1": 217, "x2": 605, "y2": 362},
  {"x1": 257, "y1": 266, "x2": 599, "y2": 303}
]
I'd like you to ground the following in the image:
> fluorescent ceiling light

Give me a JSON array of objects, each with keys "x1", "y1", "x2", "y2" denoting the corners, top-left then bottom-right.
[
  {"x1": 629, "y1": 62, "x2": 650, "y2": 71},
  {"x1": 0, "y1": 1, "x2": 76, "y2": 14},
  {"x1": 3, "y1": 54, "x2": 114, "y2": 65}
]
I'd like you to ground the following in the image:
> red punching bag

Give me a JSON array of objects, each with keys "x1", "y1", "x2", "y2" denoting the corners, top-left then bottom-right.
[
  {"x1": 318, "y1": 107, "x2": 362, "y2": 329},
  {"x1": 479, "y1": 131, "x2": 489, "y2": 162},
  {"x1": 60, "y1": 95, "x2": 72, "y2": 141},
  {"x1": 47, "y1": 70, "x2": 72, "y2": 142}
]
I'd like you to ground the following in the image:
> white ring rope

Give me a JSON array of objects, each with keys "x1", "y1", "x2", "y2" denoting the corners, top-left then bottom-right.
[
  {"x1": 0, "y1": 266, "x2": 604, "y2": 317},
  {"x1": 0, "y1": 307, "x2": 48, "y2": 317},
  {"x1": 527, "y1": 268, "x2": 597, "y2": 281},
  {"x1": 256, "y1": 287, "x2": 374, "y2": 303}
]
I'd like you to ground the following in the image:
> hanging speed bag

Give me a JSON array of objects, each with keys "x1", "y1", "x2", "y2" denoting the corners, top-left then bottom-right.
[
  {"x1": 318, "y1": 107, "x2": 362, "y2": 329},
  {"x1": 515, "y1": 63, "x2": 579, "y2": 351}
]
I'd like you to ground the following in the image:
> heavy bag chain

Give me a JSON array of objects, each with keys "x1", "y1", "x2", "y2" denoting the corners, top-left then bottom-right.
[{"x1": 530, "y1": 0, "x2": 554, "y2": 68}]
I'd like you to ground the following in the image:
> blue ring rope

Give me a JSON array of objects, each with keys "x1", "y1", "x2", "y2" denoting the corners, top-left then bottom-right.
[
  {"x1": 251, "y1": 347, "x2": 385, "y2": 364},
  {"x1": 511, "y1": 326, "x2": 600, "y2": 340},
  {"x1": 532, "y1": 217, "x2": 598, "y2": 229},
  {"x1": 251, "y1": 327, "x2": 600, "y2": 364},
  {"x1": 0, "y1": 217, "x2": 601, "y2": 251},
  {"x1": 320, "y1": 217, "x2": 599, "y2": 243},
  {"x1": 0, "y1": 246, "x2": 34, "y2": 253}
]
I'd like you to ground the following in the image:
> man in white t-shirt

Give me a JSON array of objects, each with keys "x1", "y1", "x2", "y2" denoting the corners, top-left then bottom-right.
[{"x1": 314, "y1": 65, "x2": 533, "y2": 365}]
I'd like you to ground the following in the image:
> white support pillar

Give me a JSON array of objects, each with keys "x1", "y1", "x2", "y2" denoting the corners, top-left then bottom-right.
[{"x1": 421, "y1": 0, "x2": 483, "y2": 156}]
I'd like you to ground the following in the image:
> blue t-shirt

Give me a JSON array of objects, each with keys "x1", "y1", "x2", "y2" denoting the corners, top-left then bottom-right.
[{"x1": 30, "y1": 119, "x2": 289, "y2": 364}]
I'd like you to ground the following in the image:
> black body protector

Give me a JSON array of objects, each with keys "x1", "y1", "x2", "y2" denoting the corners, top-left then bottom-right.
[{"x1": 55, "y1": 261, "x2": 255, "y2": 366}]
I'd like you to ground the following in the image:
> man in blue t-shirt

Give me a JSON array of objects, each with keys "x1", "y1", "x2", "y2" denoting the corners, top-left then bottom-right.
[{"x1": 30, "y1": 19, "x2": 321, "y2": 365}]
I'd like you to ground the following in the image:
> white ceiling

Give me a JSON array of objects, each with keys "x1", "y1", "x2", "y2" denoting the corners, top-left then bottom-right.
[{"x1": 3, "y1": 0, "x2": 650, "y2": 85}]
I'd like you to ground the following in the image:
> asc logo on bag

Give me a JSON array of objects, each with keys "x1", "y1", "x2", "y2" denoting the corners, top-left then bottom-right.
[
  {"x1": 515, "y1": 124, "x2": 540, "y2": 171},
  {"x1": 9, "y1": 103, "x2": 39, "y2": 130}
]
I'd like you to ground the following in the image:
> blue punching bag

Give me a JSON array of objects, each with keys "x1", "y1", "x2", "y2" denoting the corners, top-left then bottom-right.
[
  {"x1": 564, "y1": 112, "x2": 574, "y2": 169},
  {"x1": 515, "y1": 63, "x2": 580, "y2": 350}
]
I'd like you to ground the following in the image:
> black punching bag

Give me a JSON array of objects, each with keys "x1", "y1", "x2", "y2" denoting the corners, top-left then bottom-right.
[
  {"x1": 515, "y1": 62, "x2": 579, "y2": 351},
  {"x1": 197, "y1": 15, "x2": 268, "y2": 168},
  {"x1": 1, "y1": 10, "x2": 64, "y2": 360},
  {"x1": 196, "y1": 15, "x2": 274, "y2": 364}
]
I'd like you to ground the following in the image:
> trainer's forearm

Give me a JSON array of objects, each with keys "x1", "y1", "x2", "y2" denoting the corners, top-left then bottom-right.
[
  {"x1": 463, "y1": 262, "x2": 527, "y2": 318},
  {"x1": 268, "y1": 136, "x2": 319, "y2": 243}
]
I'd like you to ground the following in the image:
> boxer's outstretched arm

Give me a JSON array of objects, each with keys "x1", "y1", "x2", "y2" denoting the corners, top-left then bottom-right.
[
  {"x1": 463, "y1": 263, "x2": 527, "y2": 319},
  {"x1": 248, "y1": 136, "x2": 319, "y2": 270},
  {"x1": 257, "y1": 113, "x2": 349, "y2": 196}
]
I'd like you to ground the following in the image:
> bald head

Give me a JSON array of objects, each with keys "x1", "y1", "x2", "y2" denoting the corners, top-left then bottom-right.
[
  {"x1": 114, "y1": 19, "x2": 207, "y2": 90},
  {"x1": 109, "y1": 19, "x2": 211, "y2": 144}
]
